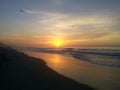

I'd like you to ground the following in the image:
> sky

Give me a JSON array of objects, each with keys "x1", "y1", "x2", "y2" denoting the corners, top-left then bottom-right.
[{"x1": 0, "y1": 0, "x2": 120, "y2": 47}]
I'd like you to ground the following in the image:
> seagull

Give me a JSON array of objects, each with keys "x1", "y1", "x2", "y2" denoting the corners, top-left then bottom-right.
[{"x1": 19, "y1": 9, "x2": 25, "y2": 13}]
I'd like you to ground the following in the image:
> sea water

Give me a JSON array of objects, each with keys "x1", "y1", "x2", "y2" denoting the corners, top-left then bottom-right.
[{"x1": 23, "y1": 47, "x2": 120, "y2": 90}]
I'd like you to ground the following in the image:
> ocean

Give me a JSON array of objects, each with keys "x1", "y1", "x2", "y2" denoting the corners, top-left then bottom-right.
[{"x1": 22, "y1": 46, "x2": 120, "y2": 90}]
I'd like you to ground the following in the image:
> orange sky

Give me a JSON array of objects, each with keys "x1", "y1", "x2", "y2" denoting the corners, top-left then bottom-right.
[{"x1": 0, "y1": 0, "x2": 120, "y2": 47}]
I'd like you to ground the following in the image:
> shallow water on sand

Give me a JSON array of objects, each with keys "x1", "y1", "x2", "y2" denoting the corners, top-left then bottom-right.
[{"x1": 24, "y1": 51, "x2": 120, "y2": 90}]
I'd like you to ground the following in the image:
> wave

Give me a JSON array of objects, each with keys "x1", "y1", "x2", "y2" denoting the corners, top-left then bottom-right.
[
  {"x1": 70, "y1": 49, "x2": 120, "y2": 67},
  {"x1": 20, "y1": 47, "x2": 120, "y2": 67}
]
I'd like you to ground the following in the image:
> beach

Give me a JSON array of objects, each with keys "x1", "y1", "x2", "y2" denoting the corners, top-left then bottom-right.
[
  {"x1": 0, "y1": 45, "x2": 94, "y2": 90},
  {"x1": 24, "y1": 51, "x2": 120, "y2": 90}
]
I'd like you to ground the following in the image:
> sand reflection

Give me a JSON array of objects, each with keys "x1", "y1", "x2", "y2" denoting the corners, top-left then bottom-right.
[{"x1": 24, "y1": 51, "x2": 120, "y2": 90}]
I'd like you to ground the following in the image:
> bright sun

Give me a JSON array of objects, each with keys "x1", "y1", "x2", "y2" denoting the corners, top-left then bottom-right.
[{"x1": 54, "y1": 40, "x2": 63, "y2": 47}]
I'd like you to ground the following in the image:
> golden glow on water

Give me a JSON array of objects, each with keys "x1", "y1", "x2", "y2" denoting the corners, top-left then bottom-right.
[
  {"x1": 24, "y1": 51, "x2": 120, "y2": 90},
  {"x1": 53, "y1": 55, "x2": 60, "y2": 63}
]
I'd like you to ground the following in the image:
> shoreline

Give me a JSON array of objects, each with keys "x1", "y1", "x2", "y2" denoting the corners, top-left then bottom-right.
[
  {"x1": 0, "y1": 45, "x2": 95, "y2": 90},
  {"x1": 24, "y1": 51, "x2": 120, "y2": 90}
]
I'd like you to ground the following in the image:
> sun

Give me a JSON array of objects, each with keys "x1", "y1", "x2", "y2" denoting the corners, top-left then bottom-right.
[{"x1": 54, "y1": 40, "x2": 63, "y2": 47}]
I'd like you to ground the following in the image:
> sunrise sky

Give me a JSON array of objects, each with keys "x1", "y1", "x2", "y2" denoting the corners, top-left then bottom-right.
[{"x1": 0, "y1": 0, "x2": 120, "y2": 47}]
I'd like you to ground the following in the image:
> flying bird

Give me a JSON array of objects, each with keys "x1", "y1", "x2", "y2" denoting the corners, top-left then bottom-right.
[
  {"x1": 19, "y1": 9, "x2": 33, "y2": 14},
  {"x1": 19, "y1": 9, "x2": 25, "y2": 13}
]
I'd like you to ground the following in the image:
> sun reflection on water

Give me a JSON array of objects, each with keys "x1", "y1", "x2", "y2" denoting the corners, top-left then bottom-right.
[
  {"x1": 24, "y1": 51, "x2": 120, "y2": 90},
  {"x1": 54, "y1": 55, "x2": 60, "y2": 63}
]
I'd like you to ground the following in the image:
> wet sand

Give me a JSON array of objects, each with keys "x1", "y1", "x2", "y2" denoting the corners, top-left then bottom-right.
[
  {"x1": 0, "y1": 45, "x2": 94, "y2": 90},
  {"x1": 24, "y1": 51, "x2": 120, "y2": 90}
]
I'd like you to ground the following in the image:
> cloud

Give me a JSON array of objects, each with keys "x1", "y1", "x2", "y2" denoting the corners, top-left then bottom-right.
[{"x1": 18, "y1": 9, "x2": 120, "y2": 44}]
